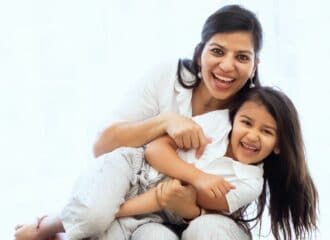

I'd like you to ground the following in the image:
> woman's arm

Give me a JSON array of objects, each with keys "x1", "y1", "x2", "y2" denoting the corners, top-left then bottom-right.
[
  {"x1": 93, "y1": 114, "x2": 168, "y2": 157},
  {"x1": 94, "y1": 113, "x2": 210, "y2": 158},
  {"x1": 145, "y1": 135, "x2": 234, "y2": 212}
]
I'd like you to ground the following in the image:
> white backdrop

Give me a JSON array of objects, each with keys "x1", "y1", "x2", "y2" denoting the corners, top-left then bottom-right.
[{"x1": 1, "y1": 0, "x2": 329, "y2": 239}]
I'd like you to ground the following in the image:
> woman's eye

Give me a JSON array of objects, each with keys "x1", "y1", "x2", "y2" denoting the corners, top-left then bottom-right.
[
  {"x1": 237, "y1": 55, "x2": 250, "y2": 62},
  {"x1": 241, "y1": 120, "x2": 251, "y2": 126},
  {"x1": 211, "y1": 48, "x2": 224, "y2": 56}
]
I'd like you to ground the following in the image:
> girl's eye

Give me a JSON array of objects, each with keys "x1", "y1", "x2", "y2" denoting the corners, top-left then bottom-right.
[
  {"x1": 262, "y1": 129, "x2": 274, "y2": 136},
  {"x1": 211, "y1": 48, "x2": 224, "y2": 56},
  {"x1": 237, "y1": 54, "x2": 250, "y2": 62}
]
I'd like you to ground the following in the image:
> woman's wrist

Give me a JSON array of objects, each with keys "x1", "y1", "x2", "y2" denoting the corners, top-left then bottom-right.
[{"x1": 158, "y1": 112, "x2": 172, "y2": 134}]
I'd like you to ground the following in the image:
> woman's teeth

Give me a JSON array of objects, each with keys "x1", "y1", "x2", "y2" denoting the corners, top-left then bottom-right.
[{"x1": 214, "y1": 74, "x2": 234, "y2": 83}]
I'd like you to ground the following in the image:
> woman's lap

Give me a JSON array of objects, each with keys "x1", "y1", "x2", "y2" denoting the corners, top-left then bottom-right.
[
  {"x1": 181, "y1": 214, "x2": 251, "y2": 240},
  {"x1": 102, "y1": 214, "x2": 250, "y2": 240},
  {"x1": 61, "y1": 148, "x2": 135, "y2": 239},
  {"x1": 59, "y1": 147, "x2": 250, "y2": 240}
]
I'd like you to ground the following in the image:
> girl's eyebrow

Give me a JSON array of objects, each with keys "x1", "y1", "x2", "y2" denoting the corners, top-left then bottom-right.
[
  {"x1": 239, "y1": 114, "x2": 277, "y2": 131},
  {"x1": 208, "y1": 43, "x2": 254, "y2": 55}
]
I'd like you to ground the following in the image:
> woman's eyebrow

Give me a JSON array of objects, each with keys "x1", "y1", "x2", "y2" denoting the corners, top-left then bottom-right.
[{"x1": 208, "y1": 43, "x2": 253, "y2": 55}]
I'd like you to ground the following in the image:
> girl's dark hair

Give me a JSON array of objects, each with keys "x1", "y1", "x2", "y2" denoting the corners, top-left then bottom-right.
[
  {"x1": 177, "y1": 5, "x2": 263, "y2": 93},
  {"x1": 229, "y1": 87, "x2": 318, "y2": 240}
]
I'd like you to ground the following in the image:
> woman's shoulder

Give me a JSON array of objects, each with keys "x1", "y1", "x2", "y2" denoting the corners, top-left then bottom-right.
[{"x1": 144, "y1": 58, "x2": 180, "y2": 82}]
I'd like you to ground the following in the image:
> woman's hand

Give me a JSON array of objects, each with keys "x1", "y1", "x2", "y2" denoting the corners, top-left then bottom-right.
[
  {"x1": 164, "y1": 113, "x2": 211, "y2": 158},
  {"x1": 192, "y1": 172, "x2": 235, "y2": 199},
  {"x1": 156, "y1": 179, "x2": 200, "y2": 220}
]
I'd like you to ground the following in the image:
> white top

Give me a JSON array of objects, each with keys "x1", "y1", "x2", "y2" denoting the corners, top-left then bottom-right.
[
  {"x1": 109, "y1": 59, "x2": 263, "y2": 214},
  {"x1": 108, "y1": 59, "x2": 193, "y2": 123},
  {"x1": 178, "y1": 110, "x2": 264, "y2": 214}
]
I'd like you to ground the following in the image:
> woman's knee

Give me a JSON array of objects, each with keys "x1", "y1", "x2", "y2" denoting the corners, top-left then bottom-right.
[
  {"x1": 182, "y1": 214, "x2": 250, "y2": 240},
  {"x1": 131, "y1": 223, "x2": 179, "y2": 240}
]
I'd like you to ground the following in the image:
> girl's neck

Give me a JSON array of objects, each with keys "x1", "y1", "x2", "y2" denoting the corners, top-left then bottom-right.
[
  {"x1": 191, "y1": 82, "x2": 230, "y2": 116},
  {"x1": 224, "y1": 142, "x2": 235, "y2": 159}
]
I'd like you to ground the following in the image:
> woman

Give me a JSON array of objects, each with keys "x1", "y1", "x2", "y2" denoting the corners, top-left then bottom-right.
[
  {"x1": 15, "y1": 4, "x2": 263, "y2": 240},
  {"x1": 93, "y1": 4, "x2": 262, "y2": 240}
]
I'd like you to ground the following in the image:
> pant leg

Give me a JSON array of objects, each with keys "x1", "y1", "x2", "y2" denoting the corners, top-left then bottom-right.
[
  {"x1": 101, "y1": 217, "x2": 179, "y2": 240},
  {"x1": 60, "y1": 148, "x2": 136, "y2": 240},
  {"x1": 132, "y1": 223, "x2": 179, "y2": 240},
  {"x1": 181, "y1": 214, "x2": 251, "y2": 240}
]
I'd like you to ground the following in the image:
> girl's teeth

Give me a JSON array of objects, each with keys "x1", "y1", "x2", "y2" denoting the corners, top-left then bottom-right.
[{"x1": 241, "y1": 142, "x2": 258, "y2": 151}]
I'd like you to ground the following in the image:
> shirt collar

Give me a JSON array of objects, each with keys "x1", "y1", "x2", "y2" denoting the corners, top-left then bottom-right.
[{"x1": 174, "y1": 63, "x2": 196, "y2": 117}]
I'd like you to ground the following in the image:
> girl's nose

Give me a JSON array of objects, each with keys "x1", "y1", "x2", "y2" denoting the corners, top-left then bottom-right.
[{"x1": 246, "y1": 130, "x2": 259, "y2": 142}]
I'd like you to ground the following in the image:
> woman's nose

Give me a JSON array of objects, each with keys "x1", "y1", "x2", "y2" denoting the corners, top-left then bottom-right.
[{"x1": 219, "y1": 55, "x2": 235, "y2": 72}]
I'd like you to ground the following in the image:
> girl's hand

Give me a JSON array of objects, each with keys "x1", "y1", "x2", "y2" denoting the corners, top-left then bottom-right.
[
  {"x1": 164, "y1": 113, "x2": 211, "y2": 157},
  {"x1": 192, "y1": 172, "x2": 235, "y2": 199},
  {"x1": 156, "y1": 179, "x2": 200, "y2": 219}
]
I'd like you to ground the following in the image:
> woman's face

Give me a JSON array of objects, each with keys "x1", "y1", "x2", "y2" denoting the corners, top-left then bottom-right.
[
  {"x1": 199, "y1": 31, "x2": 258, "y2": 101},
  {"x1": 228, "y1": 100, "x2": 280, "y2": 164}
]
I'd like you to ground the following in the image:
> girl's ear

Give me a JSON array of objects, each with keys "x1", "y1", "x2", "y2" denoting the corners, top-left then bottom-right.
[{"x1": 273, "y1": 146, "x2": 280, "y2": 155}]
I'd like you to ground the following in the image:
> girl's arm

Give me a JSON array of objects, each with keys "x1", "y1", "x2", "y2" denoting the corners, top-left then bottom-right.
[
  {"x1": 115, "y1": 185, "x2": 200, "y2": 220},
  {"x1": 145, "y1": 135, "x2": 234, "y2": 212},
  {"x1": 115, "y1": 188, "x2": 161, "y2": 218}
]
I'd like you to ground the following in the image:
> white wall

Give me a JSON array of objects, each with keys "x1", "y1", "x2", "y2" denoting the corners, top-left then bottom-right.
[{"x1": 1, "y1": 0, "x2": 329, "y2": 239}]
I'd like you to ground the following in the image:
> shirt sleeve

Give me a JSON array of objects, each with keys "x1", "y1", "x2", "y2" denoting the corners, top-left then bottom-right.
[
  {"x1": 107, "y1": 60, "x2": 177, "y2": 124},
  {"x1": 225, "y1": 177, "x2": 264, "y2": 214}
]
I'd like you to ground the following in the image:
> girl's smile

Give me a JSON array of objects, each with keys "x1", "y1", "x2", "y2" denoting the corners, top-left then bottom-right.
[{"x1": 227, "y1": 100, "x2": 280, "y2": 164}]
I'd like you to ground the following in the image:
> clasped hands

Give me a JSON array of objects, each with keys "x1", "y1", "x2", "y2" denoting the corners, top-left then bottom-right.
[{"x1": 155, "y1": 172, "x2": 235, "y2": 220}]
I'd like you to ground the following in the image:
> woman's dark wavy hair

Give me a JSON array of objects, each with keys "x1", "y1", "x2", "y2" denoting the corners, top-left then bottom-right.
[
  {"x1": 228, "y1": 87, "x2": 318, "y2": 240},
  {"x1": 177, "y1": 4, "x2": 263, "y2": 102}
]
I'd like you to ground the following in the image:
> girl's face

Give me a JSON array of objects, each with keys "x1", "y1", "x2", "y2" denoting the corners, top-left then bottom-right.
[
  {"x1": 199, "y1": 32, "x2": 258, "y2": 102},
  {"x1": 227, "y1": 100, "x2": 280, "y2": 164}
]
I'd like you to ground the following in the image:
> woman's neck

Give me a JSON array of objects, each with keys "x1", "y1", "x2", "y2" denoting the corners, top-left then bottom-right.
[{"x1": 191, "y1": 82, "x2": 230, "y2": 116}]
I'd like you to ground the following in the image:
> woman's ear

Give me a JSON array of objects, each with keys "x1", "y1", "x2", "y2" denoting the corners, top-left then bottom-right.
[
  {"x1": 197, "y1": 57, "x2": 201, "y2": 67},
  {"x1": 251, "y1": 58, "x2": 259, "y2": 78}
]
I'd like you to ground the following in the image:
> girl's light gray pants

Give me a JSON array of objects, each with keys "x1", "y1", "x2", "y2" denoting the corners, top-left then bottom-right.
[{"x1": 60, "y1": 147, "x2": 251, "y2": 240}]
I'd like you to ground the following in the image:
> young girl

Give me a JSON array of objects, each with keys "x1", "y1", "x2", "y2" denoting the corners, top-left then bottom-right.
[{"x1": 14, "y1": 87, "x2": 318, "y2": 240}]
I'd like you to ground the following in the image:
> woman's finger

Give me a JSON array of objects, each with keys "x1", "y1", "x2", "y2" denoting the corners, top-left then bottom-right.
[
  {"x1": 174, "y1": 136, "x2": 184, "y2": 149},
  {"x1": 191, "y1": 131, "x2": 200, "y2": 149},
  {"x1": 182, "y1": 134, "x2": 192, "y2": 149},
  {"x1": 195, "y1": 131, "x2": 211, "y2": 158}
]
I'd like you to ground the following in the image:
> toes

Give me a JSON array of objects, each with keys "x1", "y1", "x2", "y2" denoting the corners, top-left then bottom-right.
[{"x1": 15, "y1": 224, "x2": 24, "y2": 230}]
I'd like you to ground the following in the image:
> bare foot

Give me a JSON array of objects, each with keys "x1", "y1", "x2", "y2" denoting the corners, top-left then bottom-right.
[
  {"x1": 14, "y1": 221, "x2": 44, "y2": 240},
  {"x1": 14, "y1": 215, "x2": 63, "y2": 240}
]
